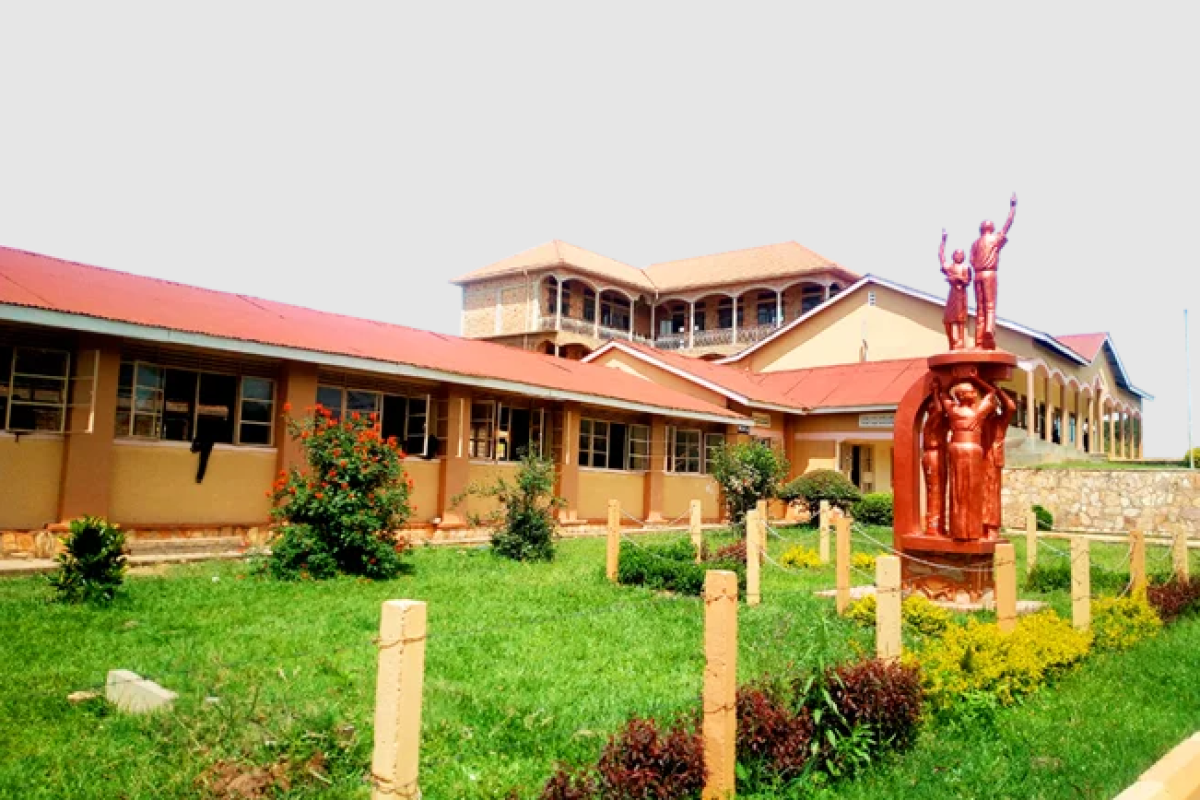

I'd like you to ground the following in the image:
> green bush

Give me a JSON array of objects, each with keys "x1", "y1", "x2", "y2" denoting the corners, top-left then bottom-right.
[
  {"x1": 852, "y1": 492, "x2": 894, "y2": 526},
  {"x1": 616, "y1": 538, "x2": 744, "y2": 596},
  {"x1": 1091, "y1": 596, "x2": 1162, "y2": 651},
  {"x1": 1032, "y1": 504, "x2": 1053, "y2": 531},
  {"x1": 707, "y1": 440, "x2": 789, "y2": 532},
  {"x1": 458, "y1": 451, "x2": 563, "y2": 562},
  {"x1": 1024, "y1": 562, "x2": 1165, "y2": 595},
  {"x1": 780, "y1": 469, "x2": 861, "y2": 512},
  {"x1": 47, "y1": 516, "x2": 127, "y2": 604},
  {"x1": 1182, "y1": 447, "x2": 1200, "y2": 466}
]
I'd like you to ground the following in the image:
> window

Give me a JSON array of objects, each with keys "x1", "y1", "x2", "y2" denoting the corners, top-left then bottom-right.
[
  {"x1": 117, "y1": 361, "x2": 272, "y2": 445},
  {"x1": 670, "y1": 428, "x2": 703, "y2": 473},
  {"x1": 800, "y1": 285, "x2": 824, "y2": 315},
  {"x1": 704, "y1": 433, "x2": 726, "y2": 473},
  {"x1": 756, "y1": 292, "x2": 777, "y2": 326},
  {"x1": 582, "y1": 287, "x2": 596, "y2": 322},
  {"x1": 579, "y1": 418, "x2": 609, "y2": 468},
  {"x1": 627, "y1": 424, "x2": 650, "y2": 471},
  {"x1": 669, "y1": 307, "x2": 686, "y2": 334},
  {"x1": 470, "y1": 401, "x2": 495, "y2": 459},
  {"x1": 717, "y1": 298, "x2": 744, "y2": 329},
  {"x1": 579, "y1": 419, "x2": 650, "y2": 471},
  {"x1": 546, "y1": 277, "x2": 559, "y2": 315},
  {"x1": 600, "y1": 293, "x2": 631, "y2": 331},
  {"x1": 381, "y1": 394, "x2": 430, "y2": 456},
  {"x1": 693, "y1": 302, "x2": 706, "y2": 332},
  {"x1": 3, "y1": 347, "x2": 70, "y2": 432}
]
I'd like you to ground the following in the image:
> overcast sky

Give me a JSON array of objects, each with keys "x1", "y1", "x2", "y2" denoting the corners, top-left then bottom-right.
[{"x1": 2, "y1": 3, "x2": 1197, "y2": 456}]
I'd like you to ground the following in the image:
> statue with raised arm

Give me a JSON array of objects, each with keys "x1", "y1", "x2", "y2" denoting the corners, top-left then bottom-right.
[
  {"x1": 981, "y1": 386, "x2": 1017, "y2": 539},
  {"x1": 939, "y1": 230, "x2": 972, "y2": 351},
  {"x1": 935, "y1": 375, "x2": 1000, "y2": 540},
  {"x1": 920, "y1": 393, "x2": 949, "y2": 536},
  {"x1": 970, "y1": 193, "x2": 1017, "y2": 349}
]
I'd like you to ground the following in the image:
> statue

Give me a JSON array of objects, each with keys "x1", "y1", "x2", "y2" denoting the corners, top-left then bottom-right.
[
  {"x1": 920, "y1": 395, "x2": 948, "y2": 536},
  {"x1": 939, "y1": 230, "x2": 971, "y2": 350},
  {"x1": 970, "y1": 193, "x2": 1017, "y2": 349},
  {"x1": 980, "y1": 388, "x2": 1016, "y2": 539},
  {"x1": 933, "y1": 375, "x2": 1001, "y2": 540}
]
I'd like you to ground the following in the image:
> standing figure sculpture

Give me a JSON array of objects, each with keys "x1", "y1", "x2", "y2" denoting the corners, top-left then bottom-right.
[
  {"x1": 980, "y1": 387, "x2": 1016, "y2": 539},
  {"x1": 934, "y1": 375, "x2": 1000, "y2": 540},
  {"x1": 921, "y1": 394, "x2": 948, "y2": 536},
  {"x1": 939, "y1": 230, "x2": 972, "y2": 350},
  {"x1": 970, "y1": 193, "x2": 1018, "y2": 349}
]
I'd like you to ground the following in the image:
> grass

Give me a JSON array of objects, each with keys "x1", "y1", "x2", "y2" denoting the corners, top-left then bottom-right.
[{"x1": 1, "y1": 525, "x2": 1195, "y2": 799}]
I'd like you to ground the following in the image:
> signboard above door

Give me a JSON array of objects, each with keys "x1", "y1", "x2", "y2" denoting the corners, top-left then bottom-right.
[{"x1": 859, "y1": 413, "x2": 895, "y2": 429}]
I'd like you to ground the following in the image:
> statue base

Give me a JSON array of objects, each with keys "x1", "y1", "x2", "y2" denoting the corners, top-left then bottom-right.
[{"x1": 897, "y1": 535, "x2": 999, "y2": 603}]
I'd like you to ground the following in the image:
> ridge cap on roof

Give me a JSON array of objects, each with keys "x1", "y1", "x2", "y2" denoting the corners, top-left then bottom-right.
[{"x1": 647, "y1": 239, "x2": 825, "y2": 268}]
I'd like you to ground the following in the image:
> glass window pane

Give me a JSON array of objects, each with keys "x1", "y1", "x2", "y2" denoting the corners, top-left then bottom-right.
[
  {"x1": 198, "y1": 373, "x2": 237, "y2": 445},
  {"x1": 381, "y1": 395, "x2": 407, "y2": 441},
  {"x1": 12, "y1": 377, "x2": 65, "y2": 404},
  {"x1": 162, "y1": 369, "x2": 197, "y2": 442},
  {"x1": 241, "y1": 377, "x2": 273, "y2": 401},
  {"x1": 240, "y1": 399, "x2": 272, "y2": 423},
  {"x1": 9, "y1": 404, "x2": 62, "y2": 431},
  {"x1": 239, "y1": 423, "x2": 272, "y2": 445},
  {"x1": 134, "y1": 386, "x2": 161, "y2": 414},
  {"x1": 135, "y1": 363, "x2": 162, "y2": 389},
  {"x1": 132, "y1": 413, "x2": 159, "y2": 438},
  {"x1": 14, "y1": 349, "x2": 68, "y2": 377},
  {"x1": 346, "y1": 390, "x2": 380, "y2": 417},
  {"x1": 317, "y1": 386, "x2": 343, "y2": 419}
]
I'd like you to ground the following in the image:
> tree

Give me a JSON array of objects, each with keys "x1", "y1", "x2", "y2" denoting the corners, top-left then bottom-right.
[
  {"x1": 456, "y1": 451, "x2": 564, "y2": 561},
  {"x1": 708, "y1": 440, "x2": 790, "y2": 533}
]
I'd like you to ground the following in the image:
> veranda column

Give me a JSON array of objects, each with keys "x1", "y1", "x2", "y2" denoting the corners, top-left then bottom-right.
[
  {"x1": 555, "y1": 280, "x2": 563, "y2": 331},
  {"x1": 1025, "y1": 368, "x2": 1036, "y2": 438},
  {"x1": 643, "y1": 417, "x2": 668, "y2": 523},
  {"x1": 437, "y1": 386, "x2": 473, "y2": 527},
  {"x1": 775, "y1": 289, "x2": 783, "y2": 328},
  {"x1": 731, "y1": 294, "x2": 739, "y2": 345},
  {"x1": 274, "y1": 360, "x2": 320, "y2": 475},
  {"x1": 1107, "y1": 402, "x2": 1116, "y2": 458},
  {"x1": 1075, "y1": 388, "x2": 1084, "y2": 451},
  {"x1": 824, "y1": 283, "x2": 832, "y2": 302},
  {"x1": 650, "y1": 305, "x2": 656, "y2": 344},
  {"x1": 593, "y1": 292, "x2": 600, "y2": 338},
  {"x1": 559, "y1": 402, "x2": 582, "y2": 521},
  {"x1": 1043, "y1": 375, "x2": 1053, "y2": 443},
  {"x1": 688, "y1": 300, "x2": 696, "y2": 349}
]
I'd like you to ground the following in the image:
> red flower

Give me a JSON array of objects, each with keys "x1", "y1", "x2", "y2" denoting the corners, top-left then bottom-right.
[
  {"x1": 283, "y1": 401, "x2": 293, "y2": 414},
  {"x1": 315, "y1": 491, "x2": 324, "y2": 499}
]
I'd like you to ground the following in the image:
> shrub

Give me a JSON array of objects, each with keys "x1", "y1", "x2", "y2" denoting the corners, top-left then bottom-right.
[
  {"x1": 617, "y1": 539, "x2": 744, "y2": 597},
  {"x1": 918, "y1": 611, "x2": 1091, "y2": 711},
  {"x1": 844, "y1": 594, "x2": 952, "y2": 637},
  {"x1": 540, "y1": 767, "x2": 596, "y2": 800},
  {"x1": 852, "y1": 493, "x2": 894, "y2": 526},
  {"x1": 780, "y1": 469, "x2": 861, "y2": 513},
  {"x1": 825, "y1": 659, "x2": 924, "y2": 752},
  {"x1": 1032, "y1": 504, "x2": 1053, "y2": 531},
  {"x1": 852, "y1": 552, "x2": 877, "y2": 572},
  {"x1": 780, "y1": 545, "x2": 821, "y2": 569},
  {"x1": 268, "y1": 405, "x2": 410, "y2": 580},
  {"x1": 1182, "y1": 447, "x2": 1200, "y2": 467},
  {"x1": 1146, "y1": 577, "x2": 1200, "y2": 623},
  {"x1": 47, "y1": 516, "x2": 127, "y2": 604},
  {"x1": 1091, "y1": 596, "x2": 1162, "y2": 651},
  {"x1": 1025, "y1": 562, "x2": 1131, "y2": 594},
  {"x1": 736, "y1": 682, "x2": 814, "y2": 784},
  {"x1": 458, "y1": 452, "x2": 563, "y2": 562},
  {"x1": 708, "y1": 539, "x2": 746, "y2": 564},
  {"x1": 595, "y1": 717, "x2": 704, "y2": 800},
  {"x1": 845, "y1": 595, "x2": 878, "y2": 627},
  {"x1": 707, "y1": 440, "x2": 790, "y2": 532}
]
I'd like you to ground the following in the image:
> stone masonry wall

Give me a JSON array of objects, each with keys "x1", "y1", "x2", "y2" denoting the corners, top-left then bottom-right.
[
  {"x1": 461, "y1": 278, "x2": 531, "y2": 338},
  {"x1": 1002, "y1": 468, "x2": 1200, "y2": 538}
]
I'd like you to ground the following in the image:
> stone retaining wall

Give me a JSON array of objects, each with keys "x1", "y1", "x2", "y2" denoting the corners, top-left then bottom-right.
[{"x1": 1001, "y1": 468, "x2": 1200, "y2": 537}]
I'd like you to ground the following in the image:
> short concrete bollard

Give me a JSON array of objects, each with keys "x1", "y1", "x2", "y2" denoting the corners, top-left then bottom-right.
[
  {"x1": 606, "y1": 500, "x2": 620, "y2": 582},
  {"x1": 1113, "y1": 732, "x2": 1200, "y2": 800},
  {"x1": 1025, "y1": 509, "x2": 1038, "y2": 574},
  {"x1": 995, "y1": 542, "x2": 1017, "y2": 633},
  {"x1": 702, "y1": 570, "x2": 737, "y2": 800},
  {"x1": 690, "y1": 500, "x2": 703, "y2": 563},
  {"x1": 835, "y1": 516, "x2": 851, "y2": 614},
  {"x1": 1071, "y1": 536, "x2": 1091, "y2": 631},
  {"x1": 1173, "y1": 528, "x2": 1190, "y2": 583},
  {"x1": 1130, "y1": 529, "x2": 1147, "y2": 597},
  {"x1": 372, "y1": 600, "x2": 427, "y2": 800},
  {"x1": 745, "y1": 509, "x2": 761, "y2": 607},
  {"x1": 106, "y1": 670, "x2": 177, "y2": 714},
  {"x1": 875, "y1": 555, "x2": 901, "y2": 663},
  {"x1": 819, "y1": 500, "x2": 831, "y2": 564}
]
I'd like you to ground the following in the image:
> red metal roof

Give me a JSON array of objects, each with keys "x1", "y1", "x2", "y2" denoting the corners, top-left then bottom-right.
[
  {"x1": 1054, "y1": 333, "x2": 1108, "y2": 362},
  {"x1": 751, "y1": 358, "x2": 929, "y2": 410},
  {"x1": 0, "y1": 246, "x2": 742, "y2": 421}
]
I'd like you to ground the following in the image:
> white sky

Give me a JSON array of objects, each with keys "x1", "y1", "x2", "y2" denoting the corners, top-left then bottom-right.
[{"x1": 2, "y1": 3, "x2": 1197, "y2": 456}]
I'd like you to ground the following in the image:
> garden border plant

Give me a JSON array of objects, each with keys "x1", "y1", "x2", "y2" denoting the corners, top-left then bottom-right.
[
  {"x1": 453, "y1": 450, "x2": 565, "y2": 562},
  {"x1": 46, "y1": 515, "x2": 127, "y2": 605}
]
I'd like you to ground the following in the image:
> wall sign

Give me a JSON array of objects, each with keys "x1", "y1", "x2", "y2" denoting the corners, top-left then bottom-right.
[
  {"x1": 752, "y1": 412, "x2": 772, "y2": 428},
  {"x1": 859, "y1": 413, "x2": 895, "y2": 429}
]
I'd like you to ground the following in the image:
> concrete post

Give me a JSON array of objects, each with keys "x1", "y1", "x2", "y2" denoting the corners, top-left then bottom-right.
[
  {"x1": 819, "y1": 500, "x2": 831, "y2": 564},
  {"x1": 702, "y1": 570, "x2": 737, "y2": 800},
  {"x1": 756, "y1": 498, "x2": 768, "y2": 525},
  {"x1": 746, "y1": 509, "x2": 761, "y2": 607},
  {"x1": 606, "y1": 500, "x2": 620, "y2": 582},
  {"x1": 875, "y1": 554, "x2": 901, "y2": 663},
  {"x1": 1130, "y1": 529, "x2": 1147, "y2": 596},
  {"x1": 1071, "y1": 536, "x2": 1091, "y2": 631},
  {"x1": 995, "y1": 542, "x2": 1017, "y2": 633},
  {"x1": 1026, "y1": 509, "x2": 1038, "y2": 574},
  {"x1": 1043, "y1": 375, "x2": 1053, "y2": 443},
  {"x1": 372, "y1": 600, "x2": 427, "y2": 800},
  {"x1": 835, "y1": 516, "x2": 851, "y2": 614},
  {"x1": 1174, "y1": 527, "x2": 1191, "y2": 583},
  {"x1": 1025, "y1": 368, "x2": 1036, "y2": 438},
  {"x1": 555, "y1": 279, "x2": 563, "y2": 331},
  {"x1": 1107, "y1": 405, "x2": 1116, "y2": 459},
  {"x1": 690, "y1": 499, "x2": 703, "y2": 563}
]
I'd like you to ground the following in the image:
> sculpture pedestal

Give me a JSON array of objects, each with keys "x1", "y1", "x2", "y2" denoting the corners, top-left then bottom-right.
[{"x1": 897, "y1": 534, "x2": 997, "y2": 603}]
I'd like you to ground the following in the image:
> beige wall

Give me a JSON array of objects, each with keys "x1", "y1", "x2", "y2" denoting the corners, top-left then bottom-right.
[
  {"x1": 110, "y1": 443, "x2": 275, "y2": 525},
  {"x1": 0, "y1": 435, "x2": 64, "y2": 529},
  {"x1": 461, "y1": 277, "x2": 533, "y2": 339},
  {"x1": 463, "y1": 462, "x2": 520, "y2": 520},
  {"x1": 663, "y1": 473, "x2": 720, "y2": 520},
  {"x1": 403, "y1": 459, "x2": 442, "y2": 523},
  {"x1": 579, "y1": 469, "x2": 645, "y2": 521}
]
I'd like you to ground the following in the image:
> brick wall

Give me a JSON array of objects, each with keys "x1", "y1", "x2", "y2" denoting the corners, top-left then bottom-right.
[{"x1": 461, "y1": 278, "x2": 532, "y2": 338}]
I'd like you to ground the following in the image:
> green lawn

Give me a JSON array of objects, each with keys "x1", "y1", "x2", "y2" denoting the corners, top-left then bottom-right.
[{"x1": 0, "y1": 527, "x2": 1194, "y2": 799}]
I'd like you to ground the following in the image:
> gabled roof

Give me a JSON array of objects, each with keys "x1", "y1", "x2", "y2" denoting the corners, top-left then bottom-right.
[
  {"x1": 644, "y1": 241, "x2": 859, "y2": 294},
  {"x1": 450, "y1": 240, "x2": 655, "y2": 292},
  {"x1": 0, "y1": 246, "x2": 742, "y2": 424},
  {"x1": 1054, "y1": 333, "x2": 1108, "y2": 362},
  {"x1": 719, "y1": 273, "x2": 1152, "y2": 400}
]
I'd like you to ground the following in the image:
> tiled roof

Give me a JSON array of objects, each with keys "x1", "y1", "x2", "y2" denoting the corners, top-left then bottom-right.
[
  {"x1": 450, "y1": 240, "x2": 655, "y2": 292},
  {"x1": 1054, "y1": 333, "x2": 1108, "y2": 362},
  {"x1": 0, "y1": 246, "x2": 742, "y2": 422},
  {"x1": 645, "y1": 241, "x2": 858, "y2": 294},
  {"x1": 751, "y1": 359, "x2": 930, "y2": 410}
]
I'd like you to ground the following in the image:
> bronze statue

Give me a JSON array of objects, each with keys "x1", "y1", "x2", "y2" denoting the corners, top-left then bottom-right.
[
  {"x1": 934, "y1": 375, "x2": 1001, "y2": 540},
  {"x1": 980, "y1": 387, "x2": 1016, "y2": 539},
  {"x1": 920, "y1": 395, "x2": 948, "y2": 536},
  {"x1": 970, "y1": 193, "x2": 1017, "y2": 349},
  {"x1": 939, "y1": 230, "x2": 971, "y2": 350}
]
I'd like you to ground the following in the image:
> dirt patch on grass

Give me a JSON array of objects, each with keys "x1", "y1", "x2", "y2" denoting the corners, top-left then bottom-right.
[{"x1": 199, "y1": 760, "x2": 290, "y2": 799}]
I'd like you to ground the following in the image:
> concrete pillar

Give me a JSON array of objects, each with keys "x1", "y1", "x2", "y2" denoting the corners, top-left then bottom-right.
[
  {"x1": 372, "y1": 600, "x2": 427, "y2": 800},
  {"x1": 1026, "y1": 509, "x2": 1038, "y2": 574},
  {"x1": 1137, "y1": 417, "x2": 1144, "y2": 459},
  {"x1": 438, "y1": 387, "x2": 472, "y2": 527},
  {"x1": 775, "y1": 289, "x2": 783, "y2": 328},
  {"x1": 555, "y1": 279, "x2": 563, "y2": 331},
  {"x1": 702, "y1": 570, "x2": 738, "y2": 800},
  {"x1": 731, "y1": 294, "x2": 739, "y2": 345},
  {"x1": 57, "y1": 335, "x2": 122, "y2": 522},
  {"x1": 606, "y1": 500, "x2": 620, "y2": 582},
  {"x1": 818, "y1": 500, "x2": 831, "y2": 564},
  {"x1": 593, "y1": 291, "x2": 601, "y2": 338},
  {"x1": 1173, "y1": 527, "x2": 1190, "y2": 583},
  {"x1": 875, "y1": 555, "x2": 901, "y2": 663},
  {"x1": 1043, "y1": 375, "x2": 1053, "y2": 443},
  {"x1": 688, "y1": 300, "x2": 696, "y2": 349},
  {"x1": 995, "y1": 542, "x2": 1017, "y2": 633},
  {"x1": 690, "y1": 499, "x2": 703, "y2": 562},
  {"x1": 1025, "y1": 368, "x2": 1035, "y2": 438},
  {"x1": 644, "y1": 417, "x2": 668, "y2": 522},
  {"x1": 1071, "y1": 537, "x2": 1090, "y2": 631},
  {"x1": 1075, "y1": 388, "x2": 1084, "y2": 451},
  {"x1": 1107, "y1": 403, "x2": 1116, "y2": 459},
  {"x1": 274, "y1": 360, "x2": 320, "y2": 476},
  {"x1": 558, "y1": 402, "x2": 582, "y2": 521}
]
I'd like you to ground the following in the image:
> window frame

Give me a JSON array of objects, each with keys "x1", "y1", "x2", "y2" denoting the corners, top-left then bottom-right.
[
  {"x1": 5, "y1": 346, "x2": 71, "y2": 433},
  {"x1": 668, "y1": 426, "x2": 704, "y2": 474}
]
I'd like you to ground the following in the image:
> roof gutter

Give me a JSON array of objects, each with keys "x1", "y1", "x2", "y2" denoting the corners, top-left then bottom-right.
[{"x1": 0, "y1": 304, "x2": 744, "y2": 426}]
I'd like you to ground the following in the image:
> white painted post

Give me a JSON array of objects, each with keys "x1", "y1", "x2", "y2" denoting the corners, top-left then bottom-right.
[
  {"x1": 1071, "y1": 536, "x2": 1091, "y2": 631},
  {"x1": 703, "y1": 570, "x2": 737, "y2": 800},
  {"x1": 690, "y1": 499, "x2": 703, "y2": 563},
  {"x1": 372, "y1": 600, "x2": 427, "y2": 800},
  {"x1": 819, "y1": 500, "x2": 831, "y2": 564},
  {"x1": 1174, "y1": 527, "x2": 1190, "y2": 583},
  {"x1": 607, "y1": 500, "x2": 620, "y2": 582},
  {"x1": 875, "y1": 555, "x2": 901, "y2": 663},
  {"x1": 835, "y1": 515, "x2": 851, "y2": 614},
  {"x1": 995, "y1": 542, "x2": 1017, "y2": 633},
  {"x1": 746, "y1": 509, "x2": 761, "y2": 607},
  {"x1": 1026, "y1": 509, "x2": 1038, "y2": 574}
]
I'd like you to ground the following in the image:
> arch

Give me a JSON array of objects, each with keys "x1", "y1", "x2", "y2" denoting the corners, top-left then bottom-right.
[{"x1": 779, "y1": 279, "x2": 830, "y2": 319}]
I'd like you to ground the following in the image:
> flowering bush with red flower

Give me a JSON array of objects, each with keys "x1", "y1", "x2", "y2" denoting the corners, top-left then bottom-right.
[{"x1": 265, "y1": 405, "x2": 412, "y2": 580}]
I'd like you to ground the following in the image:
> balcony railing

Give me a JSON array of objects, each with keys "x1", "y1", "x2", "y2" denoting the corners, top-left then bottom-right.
[
  {"x1": 537, "y1": 316, "x2": 652, "y2": 345},
  {"x1": 652, "y1": 322, "x2": 782, "y2": 350}
]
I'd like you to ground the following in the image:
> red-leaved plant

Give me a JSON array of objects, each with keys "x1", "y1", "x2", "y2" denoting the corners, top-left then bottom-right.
[
  {"x1": 1146, "y1": 577, "x2": 1200, "y2": 623},
  {"x1": 825, "y1": 659, "x2": 924, "y2": 751},
  {"x1": 736, "y1": 681, "x2": 814, "y2": 783}
]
